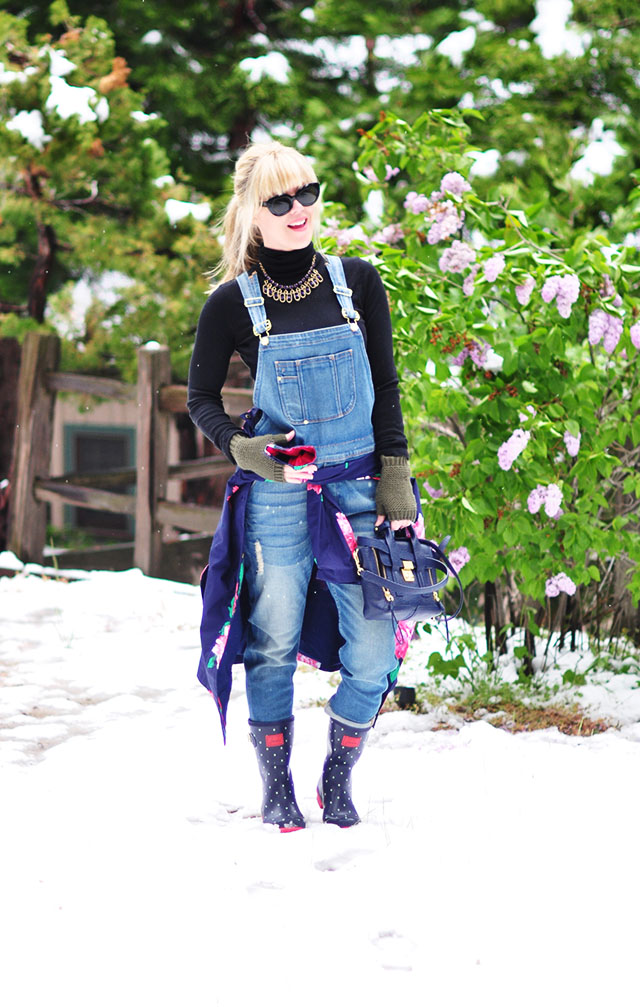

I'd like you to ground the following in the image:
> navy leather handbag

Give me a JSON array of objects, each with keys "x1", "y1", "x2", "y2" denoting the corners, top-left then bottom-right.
[{"x1": 355, "y1": 522, "x2": 464, "y2": 623}]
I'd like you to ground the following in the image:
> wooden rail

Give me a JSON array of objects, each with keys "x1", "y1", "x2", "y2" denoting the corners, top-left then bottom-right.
[{"x1": 8, "y1": 333, "x2": 246, "y2": 577}]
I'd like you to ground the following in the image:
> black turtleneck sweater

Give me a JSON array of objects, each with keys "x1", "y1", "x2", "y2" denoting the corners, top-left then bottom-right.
[{"x1": 187, "y1": 244, "x2": 409, "y2": 462}]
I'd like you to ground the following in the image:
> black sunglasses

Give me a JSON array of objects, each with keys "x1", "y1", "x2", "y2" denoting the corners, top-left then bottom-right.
[{"x1": 262, "y1": 182, "x2": 320, "y2": 217}]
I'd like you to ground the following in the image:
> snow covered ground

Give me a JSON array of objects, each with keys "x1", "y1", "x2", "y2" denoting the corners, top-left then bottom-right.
[{"x1": 1, "y1": 557, "x2": 639, "y2": 1006}]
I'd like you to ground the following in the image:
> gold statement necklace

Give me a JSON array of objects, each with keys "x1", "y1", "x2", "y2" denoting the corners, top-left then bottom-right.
[{"x1": 258, "y1": 254, "x2": 323, "y2": 303}]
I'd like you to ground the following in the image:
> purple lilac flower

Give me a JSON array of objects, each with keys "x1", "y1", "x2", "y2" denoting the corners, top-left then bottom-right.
[
  {"x1": 515, "y1": 275, "x2": 535, "y2": 306},
  {"x1": 588, "y1": 308, "x2": 623, "y2": 351},
  {"x1": 483, "y1": 253, "x2": 505, "y2": 283},
  {"x1": 542, "y1": 273, "x2": 580, "y2": 317},
  {"x1": 440, "y1": 171, "x2": 472, "y2": 197},
  {"x1": 603, "y1": 315, "x2": 623, "y2": 353},
  {"x1": 518, "y1": 405, "x2": 536, "y2": 422},
  {"x1": 630, "y1": 323, "x2": 640, "y2": 350},
  {"x1": 541, "y1": 276, "x2": 560, "y2": 303},
  {"x1": 463, "y1": 264, "x2": 479, "y2": 297},
  {"x1": 588, "y1": 309, "x2": 608, "y2": 345},
  {"x1": 545, "y1": 572, "x2": 577, "y2": 597},
  {"x1": 563, "y1": 430, "x2": 581, "y2": 456},
  {"x1": 527, "y1": 486, "x2": 545, "y2": 514},
  {"x1": 527, "y1": 483, "x2": 563, "y2": 517},
  {"x1": 450, "y1": 347, "x2": 470, "y2": 366},
  {"x1": 556, "y1": 572, "x2": 577, "y2": 595},
  {"x1": 497, "y1": 429, "x2": 530, "y2": 471},
  {"x1": 328, "y1": 224, "x2": 370, "y2": 250},
  {"x1": 404, "y1": 190, "x2": 430, "y2": 214},
  {"x1": 373, "y1": 223, "x2": 405, "y2": 245},
  {"x1": 362, "y1": 166, "x2": 378, "y2": 182},
  {"x1": 384, "y1": 164, "x2": 400, "y2": 181},
  {"x1": 448, "y1": 546, "x2": 470, "y2": 573},
  {"x1": 469, "y1": 340, "x2": 489, "y2": 367},
  {"x1": 555, "y1": 274, "x2": 581, "y2": 318},
  {"x1": 600, "y1": 275, "x2": 622, "y2": 307},
  {"x1": 424, "y1": 481, "x2": 445, "y2": 499},
  {"x1": 439, "y1": 240, "x2": 476, "y2": 274},
  {"x1": 544, "y1": 483, "x2": 563, "y2": 518},
  {"x1": 427, "y1": 202, "x2": 464, "y2": 244}
]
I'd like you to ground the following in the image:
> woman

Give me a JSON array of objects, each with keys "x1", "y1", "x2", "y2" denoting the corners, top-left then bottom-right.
[{"x1": 188, "y1": 141, "x2": 417, "y2": 831}]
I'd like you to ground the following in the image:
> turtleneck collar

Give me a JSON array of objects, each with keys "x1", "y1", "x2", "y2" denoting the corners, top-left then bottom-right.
[{"x1": 258, "y1": 242, "x2": 316, "y2": 285}]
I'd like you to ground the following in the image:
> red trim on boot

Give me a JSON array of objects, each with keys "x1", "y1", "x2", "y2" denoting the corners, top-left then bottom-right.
[
  {"x1": 265, "y1": 732, "x2": 285, "y2": 747},
  {"x1": 341, "y1": 735, "x2": 362, "y2": 748}
]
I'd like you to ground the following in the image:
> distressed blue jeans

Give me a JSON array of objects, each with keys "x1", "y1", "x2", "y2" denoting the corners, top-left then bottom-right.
[{"x1": 243, "y1": 478, "x2": 397, "y2": 726}]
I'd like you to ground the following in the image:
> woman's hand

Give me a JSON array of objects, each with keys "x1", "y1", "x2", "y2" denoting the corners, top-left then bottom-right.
[
  {"x1": 375, "y1": 516, "x2": 413, "y2": 531},
  {"x1": 283, "y1": 462, "x2": 317, "y2": 483},
  {"x1": 374, "y1": 455, "x2": 417, "y2": 530}
]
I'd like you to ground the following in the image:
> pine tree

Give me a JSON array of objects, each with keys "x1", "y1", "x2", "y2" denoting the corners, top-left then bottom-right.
[{"x1": 0, "y1": 5, "x2": 218, "y2": 380}]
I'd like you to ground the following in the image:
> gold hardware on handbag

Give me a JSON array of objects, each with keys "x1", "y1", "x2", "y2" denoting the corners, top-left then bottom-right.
[{"x1": 401, "y1": 560, "x2": 415, "y2": 582}]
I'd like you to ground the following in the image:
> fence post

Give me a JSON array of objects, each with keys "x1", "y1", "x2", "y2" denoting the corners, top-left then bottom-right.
[
  {"x1": 8, "y1": 332, "x2": 60, "y2": 562},
  {"x1": 134, "y1": 343, "x2": 171, "y2": 577}
]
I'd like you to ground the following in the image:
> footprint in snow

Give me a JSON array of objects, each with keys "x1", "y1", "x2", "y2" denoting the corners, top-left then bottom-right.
[
  {"x1": 313, "y1": 848, "x2": 373, "y2": 872},
  {"x1": 372, "y1": 930, "x2": 416, "y2": 971}
]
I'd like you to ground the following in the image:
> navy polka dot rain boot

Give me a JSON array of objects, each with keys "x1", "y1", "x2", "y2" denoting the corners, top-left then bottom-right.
[
  {"x1": 316, "y1": 718, "x2": 370, "y2": 827},
  {"x1": 248, "y1": 717, "x2": 305, "y2": 832}
]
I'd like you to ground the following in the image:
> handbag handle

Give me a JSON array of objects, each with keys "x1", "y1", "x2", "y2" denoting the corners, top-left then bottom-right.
[{"x1": 381, "y1": 523, "x2": 451, "y2": 594}]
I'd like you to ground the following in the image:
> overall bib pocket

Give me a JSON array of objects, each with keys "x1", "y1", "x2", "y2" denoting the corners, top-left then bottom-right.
[{"x1": 275, "y1": 349, "x2": 356, "y2": 424}]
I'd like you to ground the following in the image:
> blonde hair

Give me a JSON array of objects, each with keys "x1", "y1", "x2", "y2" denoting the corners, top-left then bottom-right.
[{"x1": 214, "y1": 142, "x2": 319, "y2": 283}]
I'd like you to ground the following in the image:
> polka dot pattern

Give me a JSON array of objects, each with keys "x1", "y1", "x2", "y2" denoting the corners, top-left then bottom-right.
[
  {"x1": 316, "y1": 719, "x2": 370, "y2": 828},
  {"x1": 248, "y1": 716, "x2": 305, "y2": 832}
]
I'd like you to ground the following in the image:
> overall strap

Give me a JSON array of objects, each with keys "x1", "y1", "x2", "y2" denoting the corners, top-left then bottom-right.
[
  {"x1": 324, "y1": 254, "x2": 361, "y2": 331},
  {"x1": 236, "y1": 270, "x2": 272, "y2": 343}
]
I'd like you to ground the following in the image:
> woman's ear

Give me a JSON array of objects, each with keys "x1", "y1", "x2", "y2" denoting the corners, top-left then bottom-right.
[{"x1": 248, "y1": 211, "x2": 261, "y2": 236}]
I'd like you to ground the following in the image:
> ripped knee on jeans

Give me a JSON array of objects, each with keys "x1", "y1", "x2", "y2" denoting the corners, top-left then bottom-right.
[{"x1": 254, "y1": 539, "x2": 264, "y2": 576}]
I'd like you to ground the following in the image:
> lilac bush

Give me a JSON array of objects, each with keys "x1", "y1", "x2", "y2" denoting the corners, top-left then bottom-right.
[{"x1": 323, "y1": 110, "x2": 640, "y2": 647}]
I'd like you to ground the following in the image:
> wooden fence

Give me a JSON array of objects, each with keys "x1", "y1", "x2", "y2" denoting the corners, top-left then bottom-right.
[{"x1": 7, "y1": 332, "x2": 252, "y2": 579}]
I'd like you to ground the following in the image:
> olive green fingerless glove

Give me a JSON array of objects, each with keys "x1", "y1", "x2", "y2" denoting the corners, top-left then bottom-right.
[
  {"x1": 229, "y1": 432, "x2": 290, "y2": 482},
  {"x1": 375, "y1": 454, "x2": 417, "y2": 523}
]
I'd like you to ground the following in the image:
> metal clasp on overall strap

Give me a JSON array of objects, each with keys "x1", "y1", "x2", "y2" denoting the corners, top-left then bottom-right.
[
  {"x1": 341, "y1": 307, "x2": 360, "y2": 332},
  {"x1": 253, "y1": 319, "x2": 272, "y2": 346}
]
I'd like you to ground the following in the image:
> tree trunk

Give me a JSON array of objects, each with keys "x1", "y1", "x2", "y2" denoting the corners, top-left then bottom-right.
[{"x1": 28, "y1": 222, "x2": 56, "y2": 322}]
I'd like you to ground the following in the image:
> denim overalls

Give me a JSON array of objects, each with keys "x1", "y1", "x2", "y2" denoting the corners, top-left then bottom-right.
[
  {"x1": 236, "y1": 255, "x2": 376, "y2": 463},
  {"x1": 234, "y1": 254, "x2": 398, "y2": 726}
]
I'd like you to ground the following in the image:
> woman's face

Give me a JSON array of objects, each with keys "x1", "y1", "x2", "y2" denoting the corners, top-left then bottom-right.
[{"x1": 253, "y1": 183, "x2": 319, "y2": 251}]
